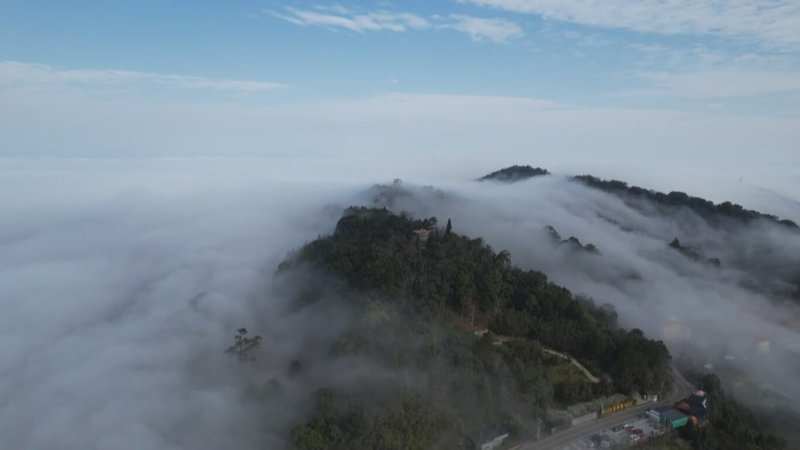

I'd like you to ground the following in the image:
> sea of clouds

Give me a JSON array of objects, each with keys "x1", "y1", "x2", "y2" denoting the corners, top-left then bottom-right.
[{"x1": 1, "y1": 157, "x2": 798, "y2": 449}]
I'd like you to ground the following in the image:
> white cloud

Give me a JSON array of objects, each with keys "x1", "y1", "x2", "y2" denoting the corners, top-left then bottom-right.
[
  {"x1": 630, "y1": 42, "x2": 791, "y2": 72},
  {"x1": 1, "y1": 156, "x2": 797, "y2": 449},
  {"x1": 624, "y1": 43, "x2": 800, "y2": 100},
  {"x1": 0, "y1": 61, "x2": 287, "y2": 92},
  {"x1": 0, "y1": 158, "x2": 364, "y2": 449},
  {"x1": 460, "y1": 0, "x2": 800, "y2": 48},
  {"x1": 314, "y1": 4, "x2": 351, "y2": 15},
  {"x1": 164, "y1": 77, "x2": 285, "y2": 92},
  {"x1": 267, "y1": 8, "x2": 523, "y2": 42},
  {"x1": 2, "y1": 80, "x2": 799, "y2": 172},
  {"x1": 267, "y1": 8, "x2": 429, "y2": 33},
  {"x1": 442, "y1": 14, "x2": 524, "y2": 42},
  {"x1": 629, "y1": 69, "x2": 800, "y2": 98},
  {"x1": 1, "y1": 148, "x2": 799, "y2": 449}
]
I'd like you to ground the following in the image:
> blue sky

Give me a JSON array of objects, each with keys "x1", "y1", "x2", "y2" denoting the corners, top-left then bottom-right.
[{"x1": 1, "y1": 0, "x2": 799, "y2": 165}]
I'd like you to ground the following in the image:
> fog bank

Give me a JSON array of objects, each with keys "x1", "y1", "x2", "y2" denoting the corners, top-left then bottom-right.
[
  {"x1": 364, "y1": 175, "x2": 800, "y2": 414},
  {"x1": 1, "y1": 158, "x2": 798, "y2": 449}
]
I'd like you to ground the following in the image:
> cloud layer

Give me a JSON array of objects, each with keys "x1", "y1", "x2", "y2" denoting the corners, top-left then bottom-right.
[
  {"x1": 3, "y1": 78, "x2": 799, "y2": 181},
  {"x1": 634, "y1": 69, "x2": 800, "y2": 98},
  {"x1": 0, "y1": 61, "x2": 287, "y2": 92},
  {"x1": 0, "y1": 159, "x2": 358, "y2": 449},
  {"x1": 1, "y1": 158, "x2": 798, "y2": 449},
  {"x1": 363, "y1": 174, "x2": 800, "y2": 415},
  {"x1": 461, "y1": 0, "x2": 800, "y2": 48},
  {"x1": 267, "y1": 7, "x2": 523, "y2": 43}
]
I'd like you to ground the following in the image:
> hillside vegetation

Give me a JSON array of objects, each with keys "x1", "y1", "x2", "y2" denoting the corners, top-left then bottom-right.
[
  {"x1": 279, "y1": 207, "x2": 671, "y2": 449},
  {"x1": 479, "y1": 165, "x2": 550, "y2": 182},
  {"x1": 574, "y1": 175, "x2": 798, "y2": 230}
]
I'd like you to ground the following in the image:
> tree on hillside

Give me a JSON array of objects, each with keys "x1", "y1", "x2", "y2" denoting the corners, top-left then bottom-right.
[{"x1": 225, "y1": 328, "x2": 262, "y2": 362}]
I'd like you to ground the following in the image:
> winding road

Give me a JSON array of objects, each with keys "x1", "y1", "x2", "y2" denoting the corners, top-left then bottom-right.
[{"x1": 542, "y1": 348, "x2": 601, "y2": 384}]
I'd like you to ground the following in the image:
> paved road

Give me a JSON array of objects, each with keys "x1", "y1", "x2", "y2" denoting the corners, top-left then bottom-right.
[{"x1": 519, "y1": 368, "x2": 694, "y2": 450}]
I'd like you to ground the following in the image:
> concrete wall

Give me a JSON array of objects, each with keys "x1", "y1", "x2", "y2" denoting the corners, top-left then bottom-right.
[{"x1": 479, "y1": 433, "x2": 509, "y2": 450}]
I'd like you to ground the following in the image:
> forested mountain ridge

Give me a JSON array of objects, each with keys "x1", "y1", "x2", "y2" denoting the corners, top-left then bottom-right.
[
  {"x1": 479, "y1": 165, "x2": 550, "y2": 182},
  {"x1": 278, "y1": 207, "x2": 671, "y2": 449},
  {"x1": 477, "y1": 165, "x2": 797, "y2": 229},
  {"x1": 573, "y1": 174, "x2": 799, "y2": 230},
  {"x1": 474, "y1": 166, "x2": 799, "y2": 301},
  {"x1": 287, "y1": 207, "x2": 670, "y2": 393}
]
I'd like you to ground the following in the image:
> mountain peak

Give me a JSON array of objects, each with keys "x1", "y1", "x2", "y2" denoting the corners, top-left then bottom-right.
[{"x1": 479, "y1": 165, "x2": 550, "y2": 182}]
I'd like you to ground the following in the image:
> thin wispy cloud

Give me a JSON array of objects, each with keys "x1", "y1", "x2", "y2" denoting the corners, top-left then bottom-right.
[
  {"x1": 634, "y1": 69, "x2": 800, "y2": 99},
  {"x1": 0, "y1": 61, "x2": 287, "y2": 92},
  {"x1": 461, "y1": 0, "x2": 800, "y2": 48},
  {"x1": 266, "y1": 8, "x2": 429, "y2": 33},
  {"x1": 267, "y1": 7, "x2": 524, "y2": 43},
  {"x1": 443, "y1": 14, "x2": 524, "y2": 43},
  {"x1": 631, "y1": 43, "x2": 790, "y2": 71},
  {"x1": 314, "y1": 4, "x2": 352, "y2": 15},
  {"x1": 619, "y1": 40, "x2": 800, "y2": 101}
]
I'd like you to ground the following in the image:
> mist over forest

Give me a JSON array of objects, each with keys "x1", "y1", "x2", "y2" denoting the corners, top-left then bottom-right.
[
  {"x1": 363, "y1": 173, "x2": 800, "y2": 392},
  {"x1": 5, "y1": 0, "x2": 800, "y2": 448},
  {"x1": 1, "y1": 159, "x2": 798, "y2": 449}
]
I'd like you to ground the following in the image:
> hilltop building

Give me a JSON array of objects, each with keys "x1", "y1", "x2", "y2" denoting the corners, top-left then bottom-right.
[{"x1": 413, "y1": 228, "x2": 431, "y2": 243}]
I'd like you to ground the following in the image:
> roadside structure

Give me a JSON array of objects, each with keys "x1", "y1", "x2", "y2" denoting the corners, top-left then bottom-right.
[
  {"x1": 474, "y1": 431, "x2": 509, "y2": 450},
  {"x1": 648, "y1": 406, "x2": 689, "y2": 429},
  {"x1": 675, "y1": 391, "x2": 709, "y2": 424}
]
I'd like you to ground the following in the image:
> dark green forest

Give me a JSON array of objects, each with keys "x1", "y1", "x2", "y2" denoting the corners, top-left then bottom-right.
[
  {"x1": 479, "y1": 165, "x2": 550, "y2": 182},
  {"x1": 545, "y1": 225, "x2": 600, "y2": 254},
  {"x1": 668, "y1": 238, "x2": 721, "y2": 267},
  {"x1": 278, "y1": 207, "x2": 671, "y2": 449},
  {"x1": 574, "y1": 175, "x2": 799, "y2": 230}
]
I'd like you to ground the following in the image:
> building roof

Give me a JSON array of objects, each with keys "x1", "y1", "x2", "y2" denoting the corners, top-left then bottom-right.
[
  {"x1": 413, "y1": 229, "x2": 431, "y2": 242},
  {"x1": 688, "y1": 394, "x2": 707, "y2": 407},
  {"x1": 663, "y1": 409, "x2": 688, "y2": 423},
  {"x1": 685, "y1": 404, "x2": 708, "y2": 419},
  {"x1": 654, "y1": 406, "x2": 673, "y2": 413},
  {"x1": 684, "y1": 394, "x2": 708, "y2": 419}
]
